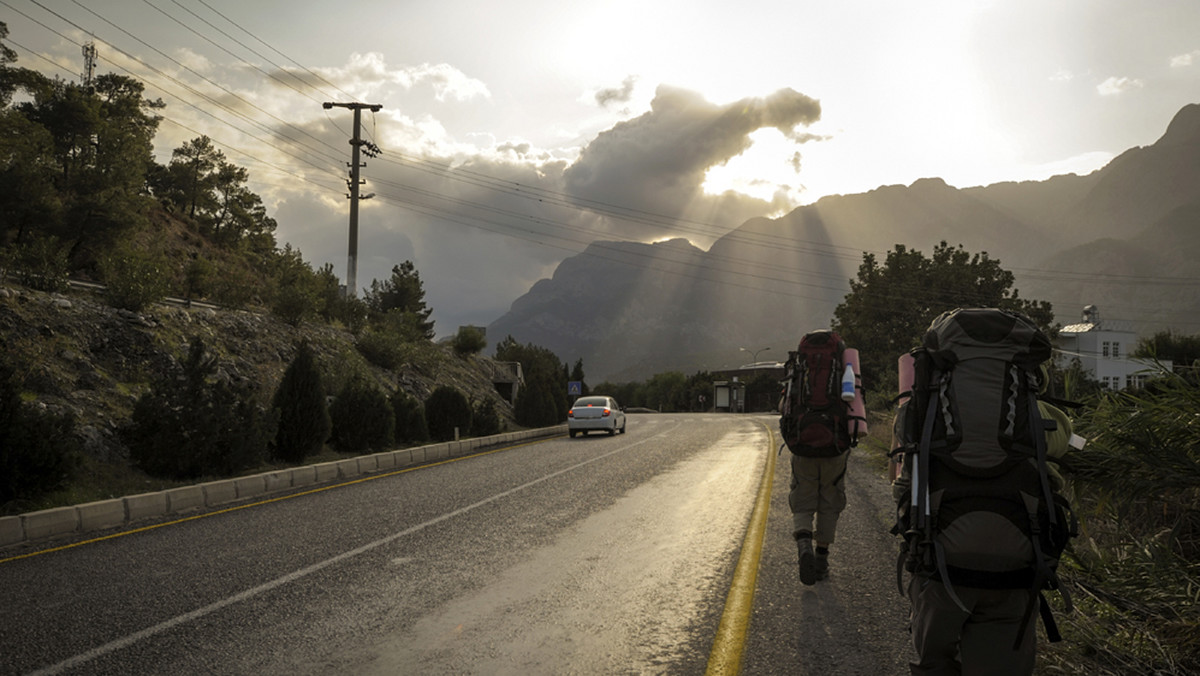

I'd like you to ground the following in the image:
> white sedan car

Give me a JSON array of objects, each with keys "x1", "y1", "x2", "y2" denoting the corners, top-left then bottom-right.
[{"x1": 567, "y1": 396, "x2": 627, "y2": 437}]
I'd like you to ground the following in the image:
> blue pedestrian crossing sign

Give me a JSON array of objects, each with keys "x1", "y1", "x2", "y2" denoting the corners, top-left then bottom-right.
[{"x1": 568, "y1": 381, "x2": 582, "y2": 396}]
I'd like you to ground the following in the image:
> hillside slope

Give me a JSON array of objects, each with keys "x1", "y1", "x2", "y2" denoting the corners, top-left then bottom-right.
[{"x1": 0, "y1": 282, "x2": 515, "y2": 502}]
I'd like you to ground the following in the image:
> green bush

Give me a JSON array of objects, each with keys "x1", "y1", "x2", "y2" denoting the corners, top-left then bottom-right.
[
  {"x1": 209, "y1": 265, "x2": 258, "y2": 309},
  {"x1": 471, "y1": 397, "x2": 502, "y2": 437},
  {"x1": 514, "y1": 377, "x2": 560, "y2": 427},
  {"x1": 425, "y1": 386, "x2": 472, "y2": 442},
  {"x1": 98, "y1": 244, "x2": 169, "y2": 312},
  {"x1": 123, "y1": 337, "x2": 276, "y2": 480},
  {"x1": 271, "y1": 283, "x2": 316, "y2": 327},
  {"x1": 0, "y1": 362, "x2": 78, "y2": 509},
  {"x1": 183, "y1": 256, "x2": 214, "y2": 302},
  {"x1": 329, "y1": 375, "x2": 394, "y2": 453},
  {"x1": 271, "y1": 341, "x2": 330, "y2": 463},
  {"x1": 391, "y1": 389, "x2": 429, "y2": 444},
  {"x1": 452, "y1": 326, "x2": 487, "y2": 357},
  {"x1": 1039, "y1": 371, "x2": 1200, "y2": 673},
  {"x1": 355, "y1": 329, "x2": 406, "y2": 370},
  {"x1": 9, "y1": 234, "x2": 70, "y2": 292}
]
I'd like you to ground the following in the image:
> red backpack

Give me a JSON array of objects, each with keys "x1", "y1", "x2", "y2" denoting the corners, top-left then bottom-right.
[{"x1": 779, "y1": 330, "x2": 857, "y2": 456}]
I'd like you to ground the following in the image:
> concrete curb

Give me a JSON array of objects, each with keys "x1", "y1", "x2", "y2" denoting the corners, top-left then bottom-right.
[{"x1": 0, "y1": 425, "x2": 565, "y2": 549}]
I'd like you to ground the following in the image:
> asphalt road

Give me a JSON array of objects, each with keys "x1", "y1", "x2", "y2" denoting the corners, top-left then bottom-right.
[{"x1": 0, "y1": 413, "x2": 915, "y2": 675}]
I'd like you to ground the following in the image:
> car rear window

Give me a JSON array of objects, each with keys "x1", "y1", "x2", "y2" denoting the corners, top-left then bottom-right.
[{"x1": 574, "y1": 397, "x2": 608, "y2": 407}]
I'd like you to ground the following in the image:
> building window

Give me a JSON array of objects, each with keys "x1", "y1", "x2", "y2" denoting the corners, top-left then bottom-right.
[
  {"x1": 1102, "y1": 341, "x2": 1110, "y2": 358},
  {"x1": 1113, "y1": 342, "x2": 1121, "y2": 359}
]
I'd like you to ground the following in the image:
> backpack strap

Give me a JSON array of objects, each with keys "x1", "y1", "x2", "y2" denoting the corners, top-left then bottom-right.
[
  {"x1": 914, "y1": 370, "x2": 945, "y2": 531},
  {"x1": 932, "y1": 541, "x2": 970, "y2": 613},
  {"x1": 1039, "y1": 592, "x2": 1063, "y2": 642}
]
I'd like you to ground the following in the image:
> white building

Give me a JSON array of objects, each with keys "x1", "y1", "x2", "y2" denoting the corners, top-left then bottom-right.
[{"x1": 1056, "y1": 305, "x2": 1172, "y2": 390}]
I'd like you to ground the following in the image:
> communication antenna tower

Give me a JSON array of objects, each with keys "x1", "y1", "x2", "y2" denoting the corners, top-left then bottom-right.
[{"x1": 81, "y1": 41, "x2": 97, "y2": 86}]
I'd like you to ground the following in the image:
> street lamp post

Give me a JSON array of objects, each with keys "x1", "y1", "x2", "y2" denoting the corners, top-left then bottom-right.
[{"x1": 740, "y1": 346, "x2": 771, "y2": 366}]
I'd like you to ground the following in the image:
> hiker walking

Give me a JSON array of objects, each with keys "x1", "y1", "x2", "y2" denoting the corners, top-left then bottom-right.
[
  {"x1": 778, "y1": 329, "x2": 867, "y2": 585},
  {"x1": 890, "y1": 308, "x2": 1082, "y2": 675}
]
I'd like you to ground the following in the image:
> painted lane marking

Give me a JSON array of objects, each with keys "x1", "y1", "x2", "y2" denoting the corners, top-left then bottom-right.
[
  {"x1": 705, "y1": 421, "x2": 776, "y2": 676},
  {"x1": 28, "y1": 423, "x2": 680, "y2": 676}
]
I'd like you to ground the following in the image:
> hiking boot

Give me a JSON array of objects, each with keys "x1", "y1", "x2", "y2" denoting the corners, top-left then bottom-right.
[
  {"x1": 797, "y1": 538, "x2": 817, "y2": 586},
  {"x1": 814, "y1": 551, "x2": 829, "y2": 580}
]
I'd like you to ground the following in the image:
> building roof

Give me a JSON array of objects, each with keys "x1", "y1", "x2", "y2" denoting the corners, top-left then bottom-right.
[
  {"x1": 1060, "y1": 322, "x2": 1098, "y2": 334},
  {"x1": 1060, "y1": 320, "x2": 1135, "y2": 335}
]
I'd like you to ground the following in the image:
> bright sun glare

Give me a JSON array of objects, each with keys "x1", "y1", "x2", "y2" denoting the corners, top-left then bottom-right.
[{"x1": 702, "y1": 128, "x2": 802, "y2": 203}]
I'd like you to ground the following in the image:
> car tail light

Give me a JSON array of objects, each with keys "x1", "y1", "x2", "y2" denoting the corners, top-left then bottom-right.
[
  {"x1": 568, "y1": 410, "x2": 574, "y2": 418},
  {"x1": 602, "y1": 408, "x2": 611, "y2": 417}
]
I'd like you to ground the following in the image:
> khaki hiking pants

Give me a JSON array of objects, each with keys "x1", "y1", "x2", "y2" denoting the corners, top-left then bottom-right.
[
  {"x1": 788, "y1": 449, "x2": 849, "y2": 544},
  {"x1": 907, "y1": 575, "x2": 1037, "y2": 676}
]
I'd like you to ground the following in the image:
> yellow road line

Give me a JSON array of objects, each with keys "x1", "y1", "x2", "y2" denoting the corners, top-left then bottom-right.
[
  {"x1": 705, "y1": 422, "x2": 777, "y2": 676},
  {"x1": 0, "y1": 436, "x2": 563, "y2": 565}
]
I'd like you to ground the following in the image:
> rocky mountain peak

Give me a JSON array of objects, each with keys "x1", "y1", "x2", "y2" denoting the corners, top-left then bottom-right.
[{"x1": 1157, "y1": 103, "x2": 1200, "y2": 146}]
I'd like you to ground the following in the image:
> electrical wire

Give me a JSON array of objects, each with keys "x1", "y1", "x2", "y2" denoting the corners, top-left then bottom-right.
[{"x1": 4, "y1": 1, "x2": 1198, "y2": 329}]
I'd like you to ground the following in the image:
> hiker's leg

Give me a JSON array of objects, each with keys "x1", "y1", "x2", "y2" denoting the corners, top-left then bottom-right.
[
  {"x1": 959, "y1": 589, "x2": 1036, "y2": 676},
  {"x1": 788, "y1": 454, "x2": 819, "y2": 537},
  {"x1": 812, "y1": 451, "x2": 849, "y2": 544},
  {"x1": 908, "y1": 576, "x2": 971, "y2": 675}
]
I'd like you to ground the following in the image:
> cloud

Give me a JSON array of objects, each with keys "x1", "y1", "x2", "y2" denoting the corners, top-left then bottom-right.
[
  {"x1": 1096, "y1": 76, "x2": 1144, "y2": 96},
  {"x1": 595, "y1": 76, "x2": 638, "y2": 107},
  {"x1": 561, "y1": 85, "x2": 821, "y2": 238},
  {"x1": 236, "y1": 62, "x2": 821, "y2": 335},
  {"x1": 397, "y1": 62, "x2": 491, "y2": 102},
  {"x1": 313, "y1": 53, "x2": 489, "y2": 102},
  {"x1": 1171, "y1": 50, "x2": 1200, "y2": 68}
]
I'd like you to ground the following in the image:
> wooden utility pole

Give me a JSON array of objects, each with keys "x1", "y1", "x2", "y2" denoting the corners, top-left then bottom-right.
[{"x1": 323, "y1": 101, "x2": 382, "y2": 298}]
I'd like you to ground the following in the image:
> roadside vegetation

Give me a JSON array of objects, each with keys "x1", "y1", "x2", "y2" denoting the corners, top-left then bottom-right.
[
  {"x1": 595, "y1": 242, "x2": 1200, "y2": 674},
  {"x1": 0, "y1": 22, "x2": 570, "y2": 512},
  {"x1": 3, "y1": 22, "x2": 1196, "y2": 672}
]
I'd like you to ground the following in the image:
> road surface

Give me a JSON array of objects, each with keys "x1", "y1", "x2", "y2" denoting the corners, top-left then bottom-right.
[{"x1": 0, "y1": 413, "x2": 914, "y2": 675}]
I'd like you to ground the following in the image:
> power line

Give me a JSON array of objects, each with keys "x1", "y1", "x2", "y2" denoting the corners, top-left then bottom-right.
[
  {"x1": 4, "y1": 1, "x2": 345, "y2": 181},
  {"x1": 5, "y1": 1, "x2": 1198, "y2": 330},
  {"x1": 62, "y1": 0, "x2": 345, "y2": 165}
]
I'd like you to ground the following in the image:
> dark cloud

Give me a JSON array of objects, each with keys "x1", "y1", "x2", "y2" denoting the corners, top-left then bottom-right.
[
  {"x1": 272, "y1": 85, "x2": 822, "y2": 336},
  {"x1": 595, "y1": 76, "x2": 638, "y2": 107},
  {"x1": 561, "y1": 85, "x2": 821, "y2": 238}
]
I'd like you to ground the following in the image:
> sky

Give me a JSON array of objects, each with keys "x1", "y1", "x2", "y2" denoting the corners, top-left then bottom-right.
[{"x1": 4, "y1": 0, "x2": 1199, "y2": 339}]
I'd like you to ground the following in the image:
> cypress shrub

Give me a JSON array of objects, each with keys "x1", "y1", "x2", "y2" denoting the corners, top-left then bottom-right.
[
  {"x1": 425, "y1": 386, "x2": 472, "y2": 442},
  {"x1": 124, "y1": 337, "x2": 276, "y2": 480},
  {"x1": 329, "y1": 375, "x2": 394, "y2": 453},
  {"x1": 514, "y1": 377, "x2": 560, "y2": 427},
  {"x1": 471, "y1": 397, "x2": 502, "y2": 437},
  {"x1": 0, "y1": 362, "x2": 78, "y2": 507},
  {"x1": 271, "y1": 341, "x2": 330, "y2": 463},
  {"x1": 391, "y1": 389, "x2": 429, "y2": 444}
]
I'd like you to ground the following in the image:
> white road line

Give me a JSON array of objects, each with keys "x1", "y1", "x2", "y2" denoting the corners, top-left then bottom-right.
[{"x1": 30, "y1": 424, "x2": 679, "y2": 676}]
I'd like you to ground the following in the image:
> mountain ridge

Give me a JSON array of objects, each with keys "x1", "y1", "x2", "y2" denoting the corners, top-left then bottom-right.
[{"x1": 489, "y1": 104, "x2": 1200, "y2": 382}]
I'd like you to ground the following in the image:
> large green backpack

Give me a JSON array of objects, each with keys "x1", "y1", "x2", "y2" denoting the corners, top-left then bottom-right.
[{"x1": 892, "y1": 308, "x2": 1079, "y2": 647}]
